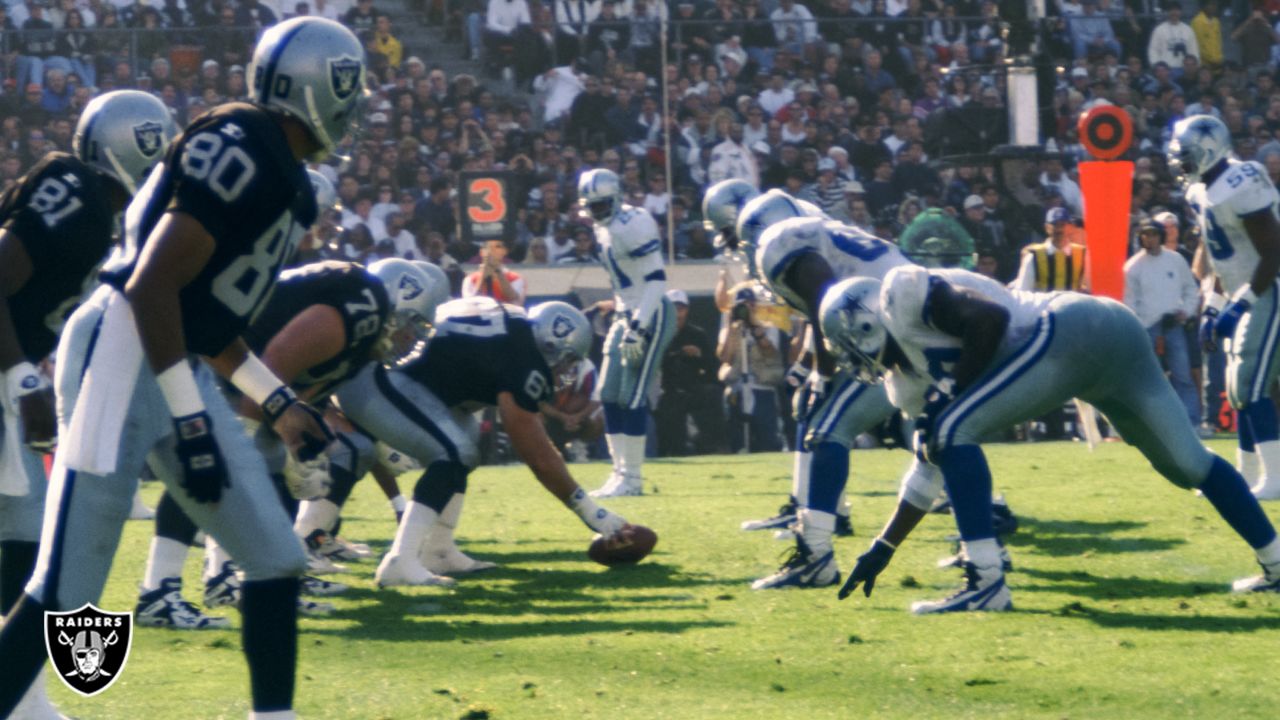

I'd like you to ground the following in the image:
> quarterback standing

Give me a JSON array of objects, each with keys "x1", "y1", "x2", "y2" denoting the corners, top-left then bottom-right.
[
  {"x1": 1179, "y1": 115, "x2": 1280, "y2": 500},
  {"x1": 0, "y1": 18, "x2": 366, "y2": 720},
  {"x1": 578, "y1": 169, "x2": 676, "y2": 498}
]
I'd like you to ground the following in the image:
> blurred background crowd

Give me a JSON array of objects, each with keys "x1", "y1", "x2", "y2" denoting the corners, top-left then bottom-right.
[{"x1": 1, "y1": 0, "x2": 1275, "y2": 457}]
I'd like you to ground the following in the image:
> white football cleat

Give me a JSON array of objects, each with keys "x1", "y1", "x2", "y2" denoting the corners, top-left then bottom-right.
[
  {"x1": 301, "y1": 575, "x2": 349, "y2": 596},
  {"x1": 911, "y1": 562, "x2": 1012, "y2": 614},
  {"x1": 589, "y1": 473, "x2": 643, "y2": 498},
  {"x1": 1232, "y1": 561, "x2": 1280, "y2": 592},
  {"x1": 375, "y1": 553, "x2": 457, "y2": 588},
  {"x1": 306, "y1": 549, "x2": 349, "y2": 575},
  {"x1": 750, "y1": 538, "x2": 839, "y2": 590},
  {"x1": 136, "y1": 578, "x2": 232, "y2": 630},
  {"x1": 334, "y1": 536, "x2": 373, "y2": 559},
  {"x1": 1251, "y1": 478, "x2": 1280, "y2": 501},
  {"x1": 422, "y1": 544, "x2": 498, "y2": 575},
  {"x1": 203, "y1": 561, "x2": 243, "y2": 609}
]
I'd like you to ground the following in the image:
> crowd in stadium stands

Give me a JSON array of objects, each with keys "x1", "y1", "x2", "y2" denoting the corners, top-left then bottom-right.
[{"x1": 0, "y1": 0, "x2": 1277, "y2": 452}]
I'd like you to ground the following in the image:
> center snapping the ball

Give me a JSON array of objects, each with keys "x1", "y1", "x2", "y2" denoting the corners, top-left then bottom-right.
[{"x1": 588, "y1": 524, "x2": 658, "y2": 566}]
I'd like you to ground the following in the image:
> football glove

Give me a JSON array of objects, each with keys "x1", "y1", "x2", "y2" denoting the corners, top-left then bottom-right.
[
  {"x1": 172, "y1": 411, "x2": 229, "y2": 504},
  {"x1": 1198, "y1": 307, "x2": 1219, "y2": 350},
  {"x1": 620, "y1": 321, "x2": 651, "y2": 365},
  {"x1": 1215, "y1": 296, "x2": 1251, "y2": 343},
  {"x1": 784, "y1": 360, "x2": 808, "y2": 390},
  {"x1": 913, "y1": 378, "x2": 956, "y2": 464},
  {"x1": 4, "y1": 361, "x2": 55, "y2": 450},
  {"x1": 838, "y1": 538, "x2": 897, "y2": 599},
  {"x1": 263, "y1": 386, "x2": 333, "y2": 462},
  {"x1": 587, "y1": 508, "x2": 629, "y2": 538}
]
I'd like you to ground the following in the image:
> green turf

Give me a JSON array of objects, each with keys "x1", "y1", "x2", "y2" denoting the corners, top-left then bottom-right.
[{"x1": 46, "y1": 439, "x2": 1280, "y2": 719}]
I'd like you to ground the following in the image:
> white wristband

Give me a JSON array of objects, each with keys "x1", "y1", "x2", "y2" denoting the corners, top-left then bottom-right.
[
  {"x1": 156, "y1": 362, "x2": 205, "y2": 417},
  {"x1": 390, "y1": 495, "x2": 407, "y2": 514},
  {"x1": 5, "y1": 361, "x2": 44, "y2": 400},
  {"x1": 1232, "y1": 286, "x2": 1259, "y2": 306},
  {"x1": 230, "y1": 353, "x2": 287, "y2": 406},
  {"x1": 1203, "y1": 292, "x2": 1227, "y2": 313}
]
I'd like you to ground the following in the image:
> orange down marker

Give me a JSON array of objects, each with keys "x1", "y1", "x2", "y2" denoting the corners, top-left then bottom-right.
[{"x1": 1077, "y1": 106, "x2": 1135, "y2": 301}]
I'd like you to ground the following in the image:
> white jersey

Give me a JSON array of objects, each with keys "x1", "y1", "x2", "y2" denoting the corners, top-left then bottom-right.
[
  {"x1": 757, "y1": 216, "x2": 911, "y2": 313},
  {"x1": 596, "y1": 204, "x2": 665, "y2": 318},
  {"x1": 880, "y1": 266, "x2": 1055, "y2": 389},
  {"x1": 1185, "y1": 158, "x2": 1280, "y2": 295}
]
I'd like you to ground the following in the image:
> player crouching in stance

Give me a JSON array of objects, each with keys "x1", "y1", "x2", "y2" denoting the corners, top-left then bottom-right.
[
  {"x1": 0, "y1": 17, "x2": 365, "y2": 720},
  {"x1": 1177, "y1": 115, "x2": 1280, "y2": 501},
  {"x1": 0, "y1": 90, "x2": 176, "y2": 720},
  {"x1": 331, "y1": 298, "x2": 636, "y2": 587},
  {"x1": 578, "y1": 169, "x2": 676, "y2": 498},
  {"x1": 820, "y1": 268, "x2": 1280, "y2": 614}
]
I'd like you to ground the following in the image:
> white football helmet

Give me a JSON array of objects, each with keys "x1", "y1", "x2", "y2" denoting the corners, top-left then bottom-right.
[
  {"x1": 577, "y1": 168, "x2": 623, "y2": 224},
  {"x1": 409, "y1": 260, "x2": 452, "y2": 323},
  {"x1": 529, "y1": 301, "x2": 592, "y2": 387},
  {"x1": 734, "y1": 190, "x2": 807, "y2": 279},
  {"x1": 702, "y1": 178, "x2": 760, "y2": 249},
  {"x1": 249, "y1": 17, "x2": 368, "y2": 160},
  {"x1": 1168, "y1": 114, "x2": 1232, "y2": 182},
  {"x1": 73, "y1": 90, "x2": 177, "y2": 195},
  {"x1": 368, "y1": 258, "x2": 437, "y2": 363},
  {"x1": 819, "y1": 277, "x2": 887, "y2": 382}
]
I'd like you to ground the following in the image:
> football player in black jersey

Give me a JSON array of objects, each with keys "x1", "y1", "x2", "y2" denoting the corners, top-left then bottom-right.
[
  {"x1": 332, "y1": 298, "x2": 639, "y2": 587},
  {"x1": 0, "y1": 89, "x2": 176, "y2": 720},
  {"x1": 0, "y1": 18, "x2": 367, "y2": 720}
]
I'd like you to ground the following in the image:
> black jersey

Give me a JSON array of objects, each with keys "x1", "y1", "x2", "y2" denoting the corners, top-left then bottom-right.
[
  {"x1": 403, "y1": 297, "x2": 553, "y2": 413},
  {"x1": 100, "y1": 103, "x2": 317, "y2": 357},
  {"x1": 1, "y1": 152, "x2": 116, "y2": 361},
  {"x1": 244, "y1": 260, "x2": 390, "y2": 399}
]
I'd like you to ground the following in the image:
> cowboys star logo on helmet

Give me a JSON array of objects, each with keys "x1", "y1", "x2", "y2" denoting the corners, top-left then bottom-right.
[
  {"x1": 329, "y1": 57, "x2": 362, "y2": 100},
  {"x1": 44, "y1": 604, "x2": 134, "y2": 697},
  {"x1": 132, "y1": 120, "x2": 165, "y2": 157}
]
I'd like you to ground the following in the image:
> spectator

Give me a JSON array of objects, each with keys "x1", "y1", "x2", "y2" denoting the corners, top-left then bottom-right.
[
  {"x1": 552, "y1": 0, "x2": 600, "y2": 63},
  {"x1": 656, "y1": 289, "x2": 724, "y2": 456},
  {"x1": 371, "y1": 13, "x2": 404, "y2": 69},
  {"x1": 533, "y1": 63, "x2": 584, "y2": 126},
  {"x1": 959, "y1": 193, "x2": 1013, "y2": 282},
  {"x1": 1190, "y1": 0, "x2": 1222, "y2": 68},
  {"x1": 718, "y1": 286, "x2": 784, "y2": 453},
  {"x1": 585, "y1": 0, "x2": 628, "y2": 74},
  {"x1": 343, "y1": 0, "x2": 377, "y2": 32},
  {"x1": 1069, "y1": 0, "x2": 1120, "y2": 60},
  {"x1": 757, "y1": 70, "x2": 795, "y2": 118},
  {"x1": 1124, "y1": 221, "x2": 1200, "y2": 429},
  {"x1": 1233, "y1": 4, "x2": 1275, "y2": 68},
  {"x1": 802, "y1": 157, "x2": 847, "y2": 219},
  {"x1": 414, "y1": 176, "x2": 457, "y2": 240},
  {"x1": 707, "y1": 122, "x2": 758, "y2": 187},
  {"x1": 1014, "y1": 207, "x2": 1088, "y2": 291},
  {"x1": 1039, "y1": 158, "x2": 1084, "y2": 218},
  {"x1": 890, "y1": 140, "x2": 940, "y2": 199},
  {"x1": 1147, "y1": 2, "x2": 1198, "y2": 69},
  {"x1": 558, "y1": 224, "x2": 598, "y2": 263},
  {"x1": 462, "y1": 238, "x2": 527, "y2": 304},
  {"x1": 565, "y1": 73, "x2": 612, "y2": 148},
  {"x1": 539, "y1": 349, "x2": 603, "y2": 461},
  {"x1": 741, "y1": 0, "x2": 777, "y2": 73},
  {"x1": 56, "y1": 8, "x2": 95, "y2": 88},
  {"x1": 479, "y1": 0, "x2": 530, "y2": 72},
  {"x1": 771, "y1": 0, "x2": 820, "y2": 58},
  {"x1": 235, "y1": 0, "x2": 278, "y2": 29},
  {"x1": 17, "y1": 0, "x2": 60, "y2": 88}
]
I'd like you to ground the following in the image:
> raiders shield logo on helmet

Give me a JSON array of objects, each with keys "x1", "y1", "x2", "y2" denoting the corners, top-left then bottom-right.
[
  {"x1": 552, "y1": 315, "x2": 574, "y2": 339},
  {"x1": 398, "y1": 273, "x2": 424, "y2": 301},
  {"x1": 133, "y1": 120, "x2": 165, "y2": 158},
  {"x1": 44, "y1": 604, "x2": 133, "y2": 697},
  {"x1": 329, "y1": 57, "x2": 362, "y2": 100}
]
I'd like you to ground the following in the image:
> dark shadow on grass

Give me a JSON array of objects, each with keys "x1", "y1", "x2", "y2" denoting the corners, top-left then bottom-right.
[
  {"x1": 1021, "y1": 604, "x2": 1280, "y2": 634},
  {"x1": 309, "y1": 615, "x2": 734, "y2": 643},
  {"x1": 1005, "y1": 516, "x2": 1184, "y2": 557},
  {"x1": 1014, "y1": 567, "x2": 1222, "y2": 601}
]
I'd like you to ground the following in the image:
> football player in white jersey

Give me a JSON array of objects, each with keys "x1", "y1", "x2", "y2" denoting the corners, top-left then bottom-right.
[
  {"x1": 578, "y1": 169, "x2": 676, "y2": 498},
  {"x1": 1176, "y1": 115, "x2": 1280, "y2": 500},
  {"x1": 738, "y1": 208, "x2": 922, "y2": 589},
  {"x1": 819, "y1": 267, "x2": 1280, "y2": 613}
]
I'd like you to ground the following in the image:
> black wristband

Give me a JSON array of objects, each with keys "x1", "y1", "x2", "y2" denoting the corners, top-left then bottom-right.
[{"x1": 261, "y1": 385, "x2": 298, "y2": 425}]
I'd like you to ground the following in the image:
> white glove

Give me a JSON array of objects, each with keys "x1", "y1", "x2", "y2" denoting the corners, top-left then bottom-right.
[
  {"x1": 620, "y1": 321, "x2": 651, "y2": 365},
  {"x1": 588, "y1": 509, "x2": 629, "y2": 538},
  {"x1": 283, "y1": 448, "x2": 332, "y2": 500},
  {"x1": 2, "y1": 361, "x2": 47, "y2": 417}
]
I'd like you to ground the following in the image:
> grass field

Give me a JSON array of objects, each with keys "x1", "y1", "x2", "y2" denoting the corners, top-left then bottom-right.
[{"x1": 44, "y1": 439, "x2": 1280, "y2": 719}]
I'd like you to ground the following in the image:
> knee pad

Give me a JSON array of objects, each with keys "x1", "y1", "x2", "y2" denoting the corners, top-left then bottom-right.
[{"x1": 411, "y1": 461, "x2": 470, "y2": 512}]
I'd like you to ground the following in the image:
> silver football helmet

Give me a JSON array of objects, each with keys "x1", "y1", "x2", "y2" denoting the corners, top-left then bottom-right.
[
  {"x1": 577, "y1": 168, "x2": 623, "y2": 224},
  {"x1": 1168, "y1": 114, "x2": 1232, "y2": 182},
  {"x1": 249, "y1": 17, "x2": 367, "y2": 160},
  {"x1": 409, "y1": 260, "x2": 452, "y2": 324},
  {"x1": 368, "y1": 258, "x2": 438, "y2": 363},
  {"x1": 819, "y1": 277, "x2": 887, "y2": 382},
  {"x1": 530, "y1": 301, "x2": 591, "y2": 372},
  {"x1": 73, "y1": 90, "x2": 177, "y2": 195},
  {"x1": 702, "y1": 178, "x2": 760, "y2": 250},
  {"x1": 734, "y1": 189, "x2": 807, "y2": 281}
]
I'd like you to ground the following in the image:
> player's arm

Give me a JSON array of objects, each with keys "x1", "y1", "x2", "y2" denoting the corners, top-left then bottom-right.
[
  {"x1": 497, "y1": 390, "x2": 628, "y2": 537},
  {"x1": 1240, "y1": 209, "x2": 1280, "y2": 298},
  {"x1": 229, "y1": 305, "x2": 349, "y2": 419},
  {"x1": 0, "y1": 229, "x2": 54, "y2": 446},
  {"x1": 840, "y1": 457, "x2": 939, "y2": 600},
  {"x1": 924, "y1": 280, "x2": 1010, "y2": 391},
  {"x1": 781, "y1": 252, "x2": 838, "y2": 374}
]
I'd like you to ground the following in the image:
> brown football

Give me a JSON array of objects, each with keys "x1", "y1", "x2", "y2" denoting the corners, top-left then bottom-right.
[{"x1": 588, "y1": 524, "x2": 658, "y2": 566}]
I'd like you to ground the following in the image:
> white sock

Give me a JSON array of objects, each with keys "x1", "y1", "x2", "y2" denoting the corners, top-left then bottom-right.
[
  {"x1": 249, "y1": 711, "x2": 295, "y2": 720},
  {"x1": 792, "y1": 450, "x2": 812, "y2": 505},
  {"x1": 424, "y1": 493, "x2": 465, "y2": 552},
  {"x1": 1256, "y1": 440, "x2": 1280, "y2": 484},
  {"x1": 622, "y1": 434, "x2": 646, "y2": 481},
  {"x1": 203, "y1": 536, "x2": 232, "y2": 582},
  {"x1": 963, "y1": 538, "x2": 1002, "y2": 570},
  {"x1": 1256, "y1": 536, "x2": 1280, "y2": 567},
  {"x1": 1239, "y1": 448, "x2": 1262, "y2": 484},
  {"x1": 836, "y1": 489, "x2": 850, "y2": 518},
  {"x1": 143, "y1": 537, "x2": 189, "y2": 591},
  {"x1": 294, "y1": 498, "x2": 340, "y2": 539},
  {"x1": 798, "y1": 508, "x2": 835, "y2": 555},
  {"x1": 605, "y1": 433, "x2": 624, "y2": 477},
  {"x1": 389, "y1": 501, "x2": 439, "y2": 559}
]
